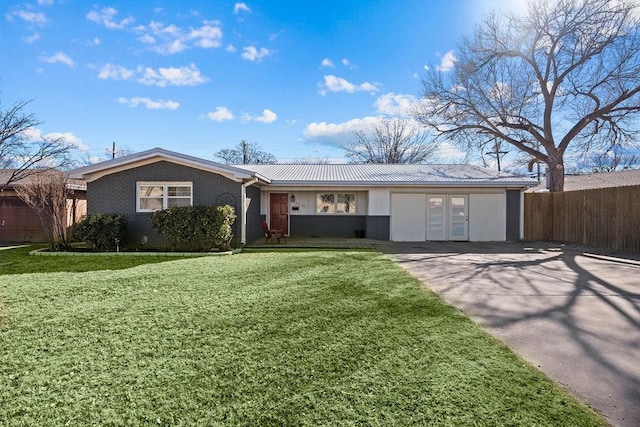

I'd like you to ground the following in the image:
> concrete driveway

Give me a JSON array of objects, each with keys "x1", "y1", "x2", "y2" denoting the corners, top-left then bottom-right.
[{"x1": 378, "y1": 241, "x2": 640, "y2": 427}]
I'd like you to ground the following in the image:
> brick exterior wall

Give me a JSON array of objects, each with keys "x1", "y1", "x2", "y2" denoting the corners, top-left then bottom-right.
[
  {"x1": 87, "y1": 161, "x2": 244, "y2": 248},
  {"x1": 366, "y1": 216, "x2": 390, "y2": 240},
  {"x1": 290, "y1": 215, "x2": 367, "y2": 238},
  {"x1": 245, "y1": 185, "x2": 263, "y2": 244}
]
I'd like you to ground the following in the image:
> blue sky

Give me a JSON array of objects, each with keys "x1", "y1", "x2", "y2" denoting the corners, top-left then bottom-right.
[{"x1": 1, "y1": 0, "x2": 526, "y2": 164}]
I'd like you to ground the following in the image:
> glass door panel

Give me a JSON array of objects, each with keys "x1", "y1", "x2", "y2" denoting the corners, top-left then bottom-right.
[
  {"x1": 427, "y1": 196, "x2": 446, "y2": 240},
  {"x1": 448, "y1": 195, "x2": 468, "y2": 241}
]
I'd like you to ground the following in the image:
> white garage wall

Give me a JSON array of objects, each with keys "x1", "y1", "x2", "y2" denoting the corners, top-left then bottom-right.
[
  {"x1": 391, "y1": 193, "x2": 427, "y2": 241},
  {"x1": 469, "y1": 193, "x2": 506, "y2": 241}
]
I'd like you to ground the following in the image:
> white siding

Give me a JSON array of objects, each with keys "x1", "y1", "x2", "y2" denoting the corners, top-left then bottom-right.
[
  {"x1": 391, "y1": 194, "x2": 426, "y2": 241},
  {"x1": 469, "y1": 193, "x2": 506, "y2": 241},
  {"x1": 368, "y1": 189, "x2": 390, "y2": 215}
]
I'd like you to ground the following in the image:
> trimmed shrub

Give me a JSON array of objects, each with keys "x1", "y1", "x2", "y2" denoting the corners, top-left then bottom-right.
[
  {"x1": 73, "y1": 213, "x2": 127, "y2": 251},
  {"x1": 150, "y1": 205, "x2": 236, "y2": 251}
]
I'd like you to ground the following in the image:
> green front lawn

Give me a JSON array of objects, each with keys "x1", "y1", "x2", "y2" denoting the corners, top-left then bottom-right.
[
  {"x1": 0, "y1": 245, "x2": 195, "y2": 275},
  {"x1": 0, "y1": 248, "x2": 605, "y2": 426}
]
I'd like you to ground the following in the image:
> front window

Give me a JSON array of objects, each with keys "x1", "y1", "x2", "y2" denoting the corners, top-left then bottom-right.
[
  {"x1": 316, "y1": 193, "x2": 356, "y2": 214},
  {"x1": 137, "y1": 182, "x2": 192, "y2": 212},
  {"x1": 317, "y1": 193, "x2": 335, "y2": 213}
]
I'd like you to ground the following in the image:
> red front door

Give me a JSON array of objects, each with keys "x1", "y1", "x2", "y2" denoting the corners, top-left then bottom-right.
[{"x1": 269, "y1": 193, "x2": 289, "y2": 235}]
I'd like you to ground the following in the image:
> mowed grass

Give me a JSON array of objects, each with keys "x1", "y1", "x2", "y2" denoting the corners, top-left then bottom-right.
[
  {"x1": 0, "y1": 249, "x2": 605, "y2": 426},
  {"x1": 0, "y1": 245, "x2": 193, "y2": 275}
]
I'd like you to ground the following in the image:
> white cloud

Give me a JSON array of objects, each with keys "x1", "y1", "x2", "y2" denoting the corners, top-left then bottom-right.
[
  {"x1": 97, "y1": 63, "x2": 208, "y2": 86},
  {"x1": 39, "y1": 51, "x2": 74, "y2": 68},
  {"x1": 243, "y1": 109, "x2": 277, "y2": 124},
  {"x1": 22, "y1": 128, "x2": 87, "y2": 150},
  {"x1": 98, "y1": 63, "x2": 135, "y2": 80},
  {"x1": 436, "y1": 50, "x2": 456, "y2": 72},
  {"x1": 233, "y1": 3, "x2": 251, "y2": 14},
  {"x1": 38, "y1": 0, "x2": 54, "y2": 5},
  {"x1": 437, "y1": 141, "x2": 467, "y2": 161},
  {"x1": 134, "y1": 20, "x2": 223, "y2": 54},
  {"x1": 342, "y1": 58, "x2": 350, "y2": 66},
  {"x1": 86, "y1": 7, "x2": 134, "y2": 29},
  {"x1": 137, "y1": 63, "x2": 209, "y2": 87},
  {"x1": 20, "y1": 127, "x2": 43, "y2": 141},
  {"x1": 254, "y1": 109, "x2": 277, "y2": 123},
  {"x1": 118, "y1": 97, "x2": 180, "y2": 110},
  {"x1": 44, "y1": 132, "x2": 88, "y2": 150},
  {"x1": 374, "y1": 93, "x2": 418, "y2": 116},
  {"x1": 303, "y1": 117, "x2": 378, "y2": 147},
  {"x1": 320, "y1": 58, "x2": 334, "y2": 68},
  {"x1": 225, "y1": 44, "x2": 237, "y2": 52},
  {"x1": 206, "y1": 106, "x2": 234, "y2": 121},
  {"x1": 241, "y1": 45, "x2": 271, "y2": 61},
  {"x1": 23, "y1": 33, "x2": 40, "y2": 43},
  {"x1": 6, "y1": 9, "x2": 47, "y2": 25},
  {"x1": 320, "y1": 75, "x2": 380, "y2": 95},
  {"x1": 191, "y1": 23, "x2": 223, "y2": 48}
]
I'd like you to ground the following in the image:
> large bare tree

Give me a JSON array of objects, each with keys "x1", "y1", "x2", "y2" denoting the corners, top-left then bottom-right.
[
  {"x1": 342, "y1": 116, "x2": 438, "y2": 164},
  {"x1": 416, "y1": 0, "x2": 640, "y2": 191},
  {"x1": 15, "y1": 171, "x2": 72, "y2": 251},
  {"x1": 214, "y1": 140, "x2": 276, "y2": 165},
  {"x1": 1, "y1": 98, "x2": 72, "y2": 189}
]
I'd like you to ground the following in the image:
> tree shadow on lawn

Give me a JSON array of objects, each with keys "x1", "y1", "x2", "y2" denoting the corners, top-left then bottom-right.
[{"x1": 379, "y1": 241, "x2": 640, "y2": 426}]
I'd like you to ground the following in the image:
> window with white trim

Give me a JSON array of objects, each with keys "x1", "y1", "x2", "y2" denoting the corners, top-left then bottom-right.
[
  {"x1": 316, "y1": 193, "x2": 356, "y2": 214},
  {"x1": 137, "y1": 182, "x2": 193, "y2": 212}
]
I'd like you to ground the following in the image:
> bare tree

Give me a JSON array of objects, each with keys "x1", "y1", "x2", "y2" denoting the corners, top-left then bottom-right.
[
  {"x1": 583, "y1": 147, "x2": 640, "y2": 172},
  {"x1": 73, "y1": 144, "x2": 134, "y2": 167},
  {"x1": 1, "y1": 98, "x2": 72, "y2": 189},
  {"x1": 416, "y1": 0, "x2": 640, "y2": 191},
  {"x1": 342, "y1": 116, "x2": 439, "y2": 164},
  {"x1": 214, "y1": 140, "x2": 276, "y2": 165},
  {"x1": 289, "y1": 156, "x2": 330, "y2": 164},
  {"x1": 15, "y1": 171, "x2": 72, "y2": 251}
]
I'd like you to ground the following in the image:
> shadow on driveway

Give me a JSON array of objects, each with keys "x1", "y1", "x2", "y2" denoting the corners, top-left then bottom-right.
[{"x1": 377, "y1": 241, "x2": 640, "y2": 427}]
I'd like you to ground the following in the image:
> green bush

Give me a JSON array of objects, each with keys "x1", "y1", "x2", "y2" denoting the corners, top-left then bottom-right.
[
  {"x1": 73, "y1": 213, "x2": 127, "y2": 251},
  {"x1": 150, "y1": 205, "x2": 236, "y2": 251}
]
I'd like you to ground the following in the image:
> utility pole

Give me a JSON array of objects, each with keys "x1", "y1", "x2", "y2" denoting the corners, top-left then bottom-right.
[
  {"x1": 486, "y1": 140, "x2": 509, "y2": 171},
  {"x1": 241, "y1": 140, "x2": 248, "y2": 165},
  {"x1": 106, "y1": 141, "x2": 117, "y2": 159}
]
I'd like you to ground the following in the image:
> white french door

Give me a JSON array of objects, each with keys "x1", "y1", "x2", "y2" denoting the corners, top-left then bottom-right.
[{"x1": 427, "y1": 195, "x2": 468, "y2": 241}]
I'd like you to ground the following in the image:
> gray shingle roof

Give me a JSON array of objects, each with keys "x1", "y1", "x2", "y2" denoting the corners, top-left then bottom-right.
[
  {"x1": 0, "y1": 169, "x2": 86, "y2": 191},
  {"x1": 236, "y1": 164, "x2": 537, "y2": 187},
  {"x1": 68, "y1": 147, "x2": 254, "y2": 181}
]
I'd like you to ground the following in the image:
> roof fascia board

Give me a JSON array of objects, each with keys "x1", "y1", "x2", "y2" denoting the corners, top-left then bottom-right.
[
  {"x1": 73, "y1": 155, "x2": 257, "y2": 183},
  {"x1": 261, "y1": 180, "x2": 536, "y2": 188}
]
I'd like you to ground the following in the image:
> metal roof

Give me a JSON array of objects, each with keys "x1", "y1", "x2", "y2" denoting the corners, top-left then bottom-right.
[
  {"x1": 65, "y1": 147, "x2": 536, "y2": 188},
  {"x1": 235, "y1": 163, "x2": 537, "y2": 187},
  {"x1": 528, "y1": 168, "x2": 640, "y2": 192}
]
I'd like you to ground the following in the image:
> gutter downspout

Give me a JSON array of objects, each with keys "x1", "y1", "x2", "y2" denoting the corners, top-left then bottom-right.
[{"x1": 240, "y1": 178, "x2": 259, "y2": 246}]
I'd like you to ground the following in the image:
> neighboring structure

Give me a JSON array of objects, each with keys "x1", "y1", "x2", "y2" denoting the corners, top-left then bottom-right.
[
  {"x1": 528, "y1": 168, "x2": 640, "y2": 192},
  {"x1": 69, "y1": 148, "x2": 537, "y2": 247},
  {"x1": 0, "y1": 170, "x2": 86, "y2": 242}
]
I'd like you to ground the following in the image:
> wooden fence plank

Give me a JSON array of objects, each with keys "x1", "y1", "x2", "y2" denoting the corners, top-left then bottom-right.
[{"x1": 524, "y1": 185, "x2": 640, "y2": 251}]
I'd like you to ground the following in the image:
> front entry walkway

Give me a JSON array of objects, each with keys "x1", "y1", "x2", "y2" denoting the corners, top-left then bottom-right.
[{"x1": 378, "y1": 241, "x2": 640, "y2": 427}]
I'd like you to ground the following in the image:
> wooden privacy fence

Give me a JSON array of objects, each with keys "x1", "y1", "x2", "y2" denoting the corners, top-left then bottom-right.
[{"x1": 524, "y1": 185, "x2": 640, "y2": 252}]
